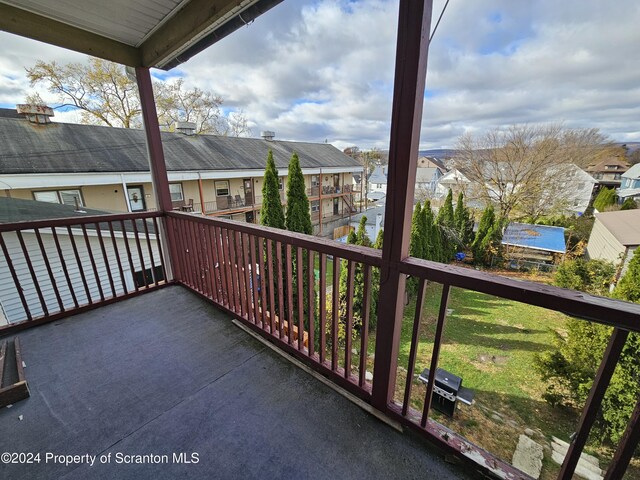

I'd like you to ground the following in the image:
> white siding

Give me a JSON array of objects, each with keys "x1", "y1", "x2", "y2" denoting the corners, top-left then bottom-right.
[
  {"x1": 586, "y1": 219, "x2": 625, "y2": 265},
  {"x1": 0, "y1": 227, "x2": 162, "y2": 325}
]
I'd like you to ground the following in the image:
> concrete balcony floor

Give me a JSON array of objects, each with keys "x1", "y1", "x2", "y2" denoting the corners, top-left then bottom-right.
[{"x1": 0, "y1": 287, "x2": 471, "y2": 480}]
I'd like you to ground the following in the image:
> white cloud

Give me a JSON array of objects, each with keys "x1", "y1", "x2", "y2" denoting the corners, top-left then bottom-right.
[{"x1": 0, "y1": 0, "x2": 639, "y2": 150}]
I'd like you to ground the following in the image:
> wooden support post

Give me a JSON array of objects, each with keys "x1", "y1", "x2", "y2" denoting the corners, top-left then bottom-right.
[
  {"x1": 371, "y1": 0, "x2": 433, "y2": 411},
  {"x1": 135, "y1": 66, "x2": 177, "y2": 280}
]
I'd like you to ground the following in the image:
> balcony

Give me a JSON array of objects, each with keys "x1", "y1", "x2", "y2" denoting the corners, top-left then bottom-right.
[
  {"x1": 0, "y1": 286, "x2": 469, "y2": 479},
  {"x1": 1, "y1": 210, "x2": 639, "y2": 479}
]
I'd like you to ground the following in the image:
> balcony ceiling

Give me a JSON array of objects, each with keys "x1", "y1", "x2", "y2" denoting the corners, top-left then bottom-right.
[{"x1": 0, "y1": 0, "x2": 283, "y2": 69}]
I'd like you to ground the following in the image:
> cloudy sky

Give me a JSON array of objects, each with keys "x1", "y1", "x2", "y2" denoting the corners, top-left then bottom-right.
[{"x1": 1, "y1": 0, "x2": 639, "y2": 151}]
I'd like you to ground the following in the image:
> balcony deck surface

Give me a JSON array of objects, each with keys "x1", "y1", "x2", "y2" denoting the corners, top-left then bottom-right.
[{"x1": 0, "y1": 286, "x2": 470, "y2": 479}]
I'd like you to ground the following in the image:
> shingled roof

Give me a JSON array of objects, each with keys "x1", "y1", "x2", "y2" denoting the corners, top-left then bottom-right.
[{"x1": 0, "y1": 115, "x2": 361, "y2": 175}]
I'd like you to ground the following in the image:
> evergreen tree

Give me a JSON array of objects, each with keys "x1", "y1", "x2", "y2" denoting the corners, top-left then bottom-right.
[
  {"x1": 260, "y1": 150, "x2": 285, "y2": 229},
  {"x1": 454, "y1": 192, "x2": 475, "y2": 247},
  {"x1": 422, "y1": 201, "x2": 441, "y2": 262},
  {"x1": 409, "y1": 202, "x2": 424, "y2": 259},
  {"x1": 472, "y1": 206, "x2": 504, "y2": 266},
  {"x1": 355, "y1": 215, "x2": 372, "y2": 247},
  {"x1": 437, "y1": 189, "x2": 456, "y2": 261},
  {"x1": 285, "y1": 152, "x2": 312, "y2": 234},
  {"x1": 593, "y1": 187, "x2": 616, "y2": 212},
  {"x1": 370, "y1": 229, "x2": 383, "y2": 331}
]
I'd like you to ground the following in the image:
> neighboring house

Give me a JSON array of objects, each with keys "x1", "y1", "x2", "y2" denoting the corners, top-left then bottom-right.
[
  {"x1": 416, "y1": 157, "x2": 446, "y2": 198},
  {"x1": 586, "y1": 209, "x2": 640, "y2": 280},
  {"x1": 0, "y1": 197, "x2": 162, "y2": 325},
  {"x1": 585, "y1": 157, "x2": 629, "y2": 190},
  {"x1": 348, "y1": 206, "x2": 385, "y2": 244},
  {"x1": 617, "y1": 163, "x2": 640, "y2": 202},
  {"x1": 551, "y1": 164, "x2": 597, "y2": 216},
  {"x1": 502, "y1": 223, "x2": 566, "y2": 271},
  {"x1": 368, "y1": 165, "x2": 388, "y2": 200},
  {"x1": 435, "y1": 168, "x2": 471, "y2": 199},
  {"x1": 0, "y1": 107, "x2": 362, "y2": 237}
]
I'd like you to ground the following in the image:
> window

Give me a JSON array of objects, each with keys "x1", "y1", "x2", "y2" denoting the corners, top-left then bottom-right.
[
  {"x1": 169, "y1": 183, "x2": 184, "y2": 202},
  {"x1": 215, "y1": 181, "x2": 229, "y2": 197},
  {"x1": 134, "y1": 266, "x2": 165, "y2": 288},
  {"x1": 311, "y1": 200, "x2": 320, "y2": 212},
  {"x1": 33, "y1": 189, "x2": 83, "y2": 206},
  {"x1": 278, "y1": 177, "x2": 284, "y2": 190},
  {"x1": 311, "y1": 175, "x2": 320, "y2": 187}
]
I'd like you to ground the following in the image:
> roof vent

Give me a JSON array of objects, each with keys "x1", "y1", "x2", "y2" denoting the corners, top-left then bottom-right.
[
  {"x1": 16, "y1": 104, "x2": 54, "y2": 124},
  {"x1": 175, "y1": 121, "x2": 196, "y2": 135},
  {"x1": 261, "y1": 130, "x2": 275, "y2": 141}
]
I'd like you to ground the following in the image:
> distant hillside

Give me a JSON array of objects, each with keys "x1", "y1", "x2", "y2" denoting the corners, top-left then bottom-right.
[{"x1": 418, "y1": 149, "x2": 458, "y2": 159}]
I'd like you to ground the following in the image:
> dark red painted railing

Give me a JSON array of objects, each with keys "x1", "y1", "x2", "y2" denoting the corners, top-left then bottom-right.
[
  {"x1": 167, "y1": 211, "x2": 640, "y2": 480},
  {"x1": 0, "y1": 212, "x2": 168, "y2": 332}
]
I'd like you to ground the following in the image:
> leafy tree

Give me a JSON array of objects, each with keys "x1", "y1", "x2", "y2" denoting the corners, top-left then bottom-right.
[
  {"x1": 285, "y1": 152, "x2": 312, "y2": 235},
  {"x1": 26, "y1": 58, "x2": 249, "y2": 135},
  {"x1": 620, "y1": 198, "x2": 637, "y2": 210},
  {"x1": 260, "y1": 150, "x2": 285, "y2": 230},
  {"x1": 593, "y1": 187, "x2": 617, "y2": 212},
  {"x1": 535, "y1": 256, "x2": 640, "y2": 444}
]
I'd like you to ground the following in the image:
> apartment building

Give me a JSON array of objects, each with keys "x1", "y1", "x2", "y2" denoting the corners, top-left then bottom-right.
[{"x1": 0, "y1": 107, "x2": 363, "y2": 236}]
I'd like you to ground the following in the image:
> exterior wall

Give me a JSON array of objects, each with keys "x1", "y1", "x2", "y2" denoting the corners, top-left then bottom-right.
[
  {"x1": 586, "y1": 218, "x2": 626, "y2": 265},
  {"x1": 0, "y1": 228, "x2": 162, "y2": 324},
  {"x1": 82, "y1": 184, "x2": 129, "y2": 212}
]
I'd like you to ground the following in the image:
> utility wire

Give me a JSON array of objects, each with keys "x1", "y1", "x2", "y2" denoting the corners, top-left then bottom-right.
[{"x1": 429, "y1": 0, "x2": 451, "y2": 44}]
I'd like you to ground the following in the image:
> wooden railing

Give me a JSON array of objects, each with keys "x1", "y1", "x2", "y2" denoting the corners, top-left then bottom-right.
[
  {"x1": 167, "y1": 211, "x2": 640, "y2": 480},
  {"x1": 0, "y1": 212, "x2": 168, "y2": 331},
  {"x1": 1, "y1": 208, "x2": 639, "y2": 478}
]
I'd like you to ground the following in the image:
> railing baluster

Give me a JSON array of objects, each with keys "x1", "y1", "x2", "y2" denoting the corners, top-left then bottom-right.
[
  {"x1": 403, "y1": 278, "x2": 426, "y2": 416},
  {"x1": 605, "y1": 394, "x2": 640, "y2": 480},
  {"x1": 120, "y1": 220, "x2": 138, "y2": 292},
  {"x1": 258, "y1": 237, "x2": 269, "y2": 330},
  {"x1": 67, "y1": 225, "x2": 92, "y2": 303},
  {"x1": 231, "y1": 230, "x2": 244, "y2": 315},
  {"x1": 214, "y1": 226, "x2": 229, "y2": 307},
  {"x1": 94, "y1": 222, "x2": 116, "y2": 297},
  {"x1": 194, "y1": 222, "x2": 208, "y2": 295},
  {"x1": 204, "y1": 224, "x2": 217, "y2": 301},
  {"x1": 286, "y1": 244, "x2": 294, "y2": 345},
  {"x1": 242, "y1": 233, "x2": 253, "y2": 322},
  {"x1": 319, "y1": 253, "x2": 327, "y2": 364},
  {"x1": 307, "y1": 249, "x2": 315, "y2": 357},
  {"x1": 344, "y1": 260, "x2": 355, "y2": 379},
  {"x1": 296, "y1": 246, "x2": 304, "y2": 350},
  {"x1": 187, "y1": 220, "x2": 201, "y2": 293},
  {"x1": 142, "y1": 218, "x2": 158, "y2": 286},
  {"x1": 50, "y1": 226, "x2": 79, "y2": 308},
  {"x1": 559, "y1": 328, "x2": 629, "y2": 480},
  {"x1": 332, "y1": 256, "x2": 341, "y2": 371},
  {"x1": 276, "y1": 241, "x2": 285, "y2": 339},
  {"x1": 34, "y1": 228, "x2": 64, "y2": 312},
  {"x1": 222, "y1": 228, "x2": 235, "y2": 310},
  {"x1": 421, "y1": 283, "x2": 451, "y2": 427},
  {"x1": 108, "y1": 221, "x2": 128, "y2": 295},
  {"x1": 131, "y1": 219, "x2": 149, "y2": 289},
  {"x1": 0, "y1": 232, "x2": 32, "y2": 321},
  {"x1": 265, "y1": 239, "x2": 275, "y2": 333},
  {"x1": 153, "y1": 216, "x2": 168, "y2": 283},
  {"x1": 228, "y1": 228, "x2": 240, "y2": 312},
  {"x1": 172, "y1": 218, "x2": 186, "y2": 285},
  {"x1": 81, "y1": 223, "x2": 105, "y2": 301},
  {"x1": 359, "y1": 264, "x2": 372, "y2": 387},
  {"x1": 15, "y1": 230, "x2": 48, "y2": 316},
  {"x1": 249, "y1": 235, "x2": 260, "y2": 327}
]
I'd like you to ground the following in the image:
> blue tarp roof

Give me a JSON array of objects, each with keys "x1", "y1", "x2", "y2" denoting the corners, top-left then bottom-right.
[{"x1": 502, "y1": 223, "x2": 566, "y2": 254}]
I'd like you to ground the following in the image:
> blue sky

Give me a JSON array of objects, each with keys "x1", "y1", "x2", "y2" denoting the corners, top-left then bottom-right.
[{"x1": 1, "y1": 0, "x2": 639, "y2": 150}]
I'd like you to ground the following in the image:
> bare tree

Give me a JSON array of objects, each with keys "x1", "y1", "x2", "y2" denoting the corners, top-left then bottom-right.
[
  {"x1": 454, "y1": 124, "x2": 609, "y2": 220},
  {"x1": 26, "y1": 59, "x2": 251, "y2": 136}
]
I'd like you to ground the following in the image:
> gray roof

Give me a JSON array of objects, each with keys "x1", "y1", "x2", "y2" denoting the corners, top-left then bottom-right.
[
  {"x1": 351, "y1": 206, "x2": 386, "y2": 225},
  {"x1": 0, "y1": 196, "x2": 110, "y2": 223},
  {"x1": 622, "y1": 163, "x2": 640, "y2": 180},
  {"x1": 368, "y1": 165, "x2": 387, "y2": 184},
  {"x1": 0, "y1": 116, "x2": 361, "y2": 174},
  {"x1": 595, "y1": 210, "x2": 640, "y2": 246},
  {"x1": 0, "y1": 196, "x2": 154, "y2": 233}
]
